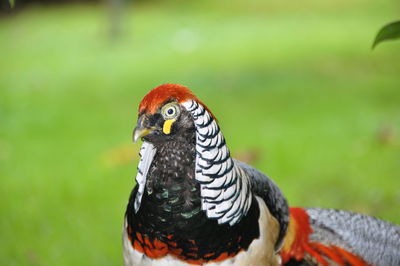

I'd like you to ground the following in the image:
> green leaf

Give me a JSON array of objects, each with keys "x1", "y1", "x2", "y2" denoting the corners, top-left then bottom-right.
[
  {"x1": 372, "y1": 20, "x2": 400, "y2": 49},
  {"x1": 9, "y1": 0, "x2": 15, "y2": 8}
]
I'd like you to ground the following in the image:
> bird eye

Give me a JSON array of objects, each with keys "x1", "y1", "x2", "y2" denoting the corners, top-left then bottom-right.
[
  {"x1": 161, "y1": 103, "x2": 180, "y2": 119},
  {"x1": 167, "y1": 107, "x2": 175, "y2": 116}
]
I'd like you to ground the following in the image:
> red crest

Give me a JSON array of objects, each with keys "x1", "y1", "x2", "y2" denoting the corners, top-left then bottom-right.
[{"x1": 138, "y1": 84, "x2": 216, "y2": 120}]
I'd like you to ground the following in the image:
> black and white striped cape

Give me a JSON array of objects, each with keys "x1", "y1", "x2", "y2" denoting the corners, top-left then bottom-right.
[{"x1": 133, "y1": 99, "x2": 252, "y2": 226}]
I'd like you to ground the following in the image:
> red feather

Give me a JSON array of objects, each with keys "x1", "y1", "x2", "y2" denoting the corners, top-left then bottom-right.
[
  {"x1": 138, "y1": 84, "x2": 216, "y2": 120},
  {"x1": 281, "y1": 207, "x2": 368, "y2": 266}
]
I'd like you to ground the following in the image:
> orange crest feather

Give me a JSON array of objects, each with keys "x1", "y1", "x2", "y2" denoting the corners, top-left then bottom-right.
[{"x1": 138, "y1": 83, "x2": 216, "y2": 120}]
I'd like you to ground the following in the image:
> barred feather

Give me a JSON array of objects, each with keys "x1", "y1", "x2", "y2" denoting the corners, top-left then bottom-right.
[{"x1": 182, "y1": 100, "x2": 253, "y2": 226}]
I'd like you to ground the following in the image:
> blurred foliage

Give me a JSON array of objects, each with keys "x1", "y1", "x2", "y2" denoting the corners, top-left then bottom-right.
[
  {"x1": 373, "y1": 20, "x2": 400, "y2": 49},
  {"x1": 0, "y1": 0, "x2": 399, "y2": 265}
]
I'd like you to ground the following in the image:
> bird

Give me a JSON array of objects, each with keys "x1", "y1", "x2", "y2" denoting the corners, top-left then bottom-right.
[
  {"x1": 123, "y1": 83, "x2": 400, "y2": 266},
  {"x1": 123, "y1": 83, "x2": 289, "y2": 265}
]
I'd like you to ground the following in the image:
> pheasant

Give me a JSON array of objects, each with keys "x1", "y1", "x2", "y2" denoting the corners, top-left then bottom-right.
[
  {"x1": 123, "y1": 84, "x2": 400, "y2": 266},
  {"x1": 123, "y1": 83, "x2": 289, "y2": 265}
]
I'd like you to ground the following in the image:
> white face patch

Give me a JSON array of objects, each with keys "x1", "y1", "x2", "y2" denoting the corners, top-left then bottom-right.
[{"x1": 182, "y1": 100, "x2": 252, "y2": 226}]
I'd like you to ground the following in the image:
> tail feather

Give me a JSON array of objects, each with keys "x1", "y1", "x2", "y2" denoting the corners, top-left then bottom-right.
[
  {"x1": 280, "y1": 207, "x2": 400, "y2": 266},
  {"x1": 280, "y1": 208, "x2": 364, "y2": 266},
  {"x1": 305, "y1": 208, "x2": 400, "y2": 266}
]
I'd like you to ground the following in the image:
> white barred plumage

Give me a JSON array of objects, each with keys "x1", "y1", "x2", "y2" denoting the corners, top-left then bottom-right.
[
  {"x1": 182, "y1": 100, "x2": 252, "y2": 226},
  {"x1": 132, "y1": 99, "x2": 253, "y2": 226}
]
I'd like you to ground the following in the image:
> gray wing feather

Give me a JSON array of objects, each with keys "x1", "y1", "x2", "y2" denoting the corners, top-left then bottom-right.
[
  {"x1": 306, "y1": 208, "x2": 400, "y2": 266},
  {"x1": 234, "y1": 159, "x2": 289, "y2": 251}
]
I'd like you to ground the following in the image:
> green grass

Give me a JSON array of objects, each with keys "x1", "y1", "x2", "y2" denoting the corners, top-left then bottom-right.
[{"x1": 1, "y1": 0, "x2": 400, "y2": 265}]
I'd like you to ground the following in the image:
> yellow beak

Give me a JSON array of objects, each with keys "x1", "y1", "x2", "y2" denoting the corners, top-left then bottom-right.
[{"x1": 132, "y1": 126, "x2": 153, "y2": 142}]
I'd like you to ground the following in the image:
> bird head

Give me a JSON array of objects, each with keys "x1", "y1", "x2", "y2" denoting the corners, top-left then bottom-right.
[
  {"x1": 133, "y1": 83, "x2": 215, "y2": 144},
  {"x1": 132, "y1": 84, "x2": 253, "y2": 226}
]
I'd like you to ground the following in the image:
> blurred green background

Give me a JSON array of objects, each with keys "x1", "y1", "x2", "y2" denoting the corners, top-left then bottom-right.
[{"x1": 1, "y1": 0, "x2": 399, "y2": 265}]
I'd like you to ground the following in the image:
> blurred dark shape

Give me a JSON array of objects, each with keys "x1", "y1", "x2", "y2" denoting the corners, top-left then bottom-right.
[
  {"x1": 0, "y1": 0, "x2": 126, "y2": 41},
  {"x1": 1, "y1": 0, "x2": 95, "y2": 10},
  {"x1": 0, "y1": 0, "x2": 12, "y2": 13},
  {"x1": 107, "y1": 0, "x2": 123, "y2": 40},
  {"x1": 18, "y1": 0, "x2": 97, "y2": 2},
  {"x1": 0, "y1": 0, "x2": 90, "y2": 13},
  {"x1": 0, "y1": 0, "x2": 133, "y2": 13}
]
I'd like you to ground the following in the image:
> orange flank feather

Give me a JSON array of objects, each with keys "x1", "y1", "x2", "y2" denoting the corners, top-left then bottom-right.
[
  {"x1": 133, "y1": 240, "x2": 144, "y2": 253},
  {"x1": 138, "y1": 84, "x2": 217, "y2": 120},
  {"x1": 281, "y1": 207, "x2": 368, "y2": 266},
  {"x1": 331, "y1": 246, "x2": 368, "y2": 266},
  {"x1": 281, "y1": 207, "x2": 313, "y2": 262},
  {"x1": 128, "y1": 230, "x2": 238, "y2": 264}
]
